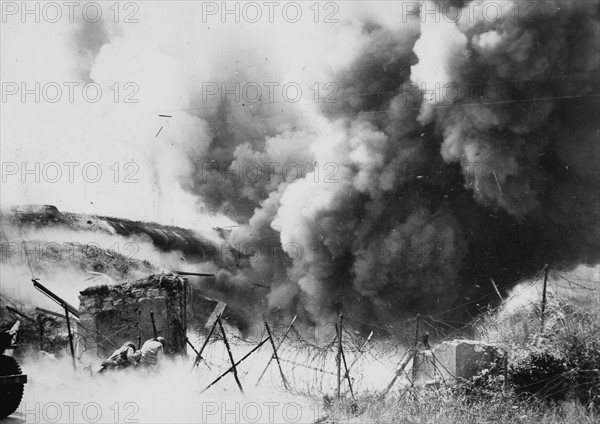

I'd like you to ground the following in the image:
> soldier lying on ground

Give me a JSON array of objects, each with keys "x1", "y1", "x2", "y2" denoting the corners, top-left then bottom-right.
[{"x1": 98, "y1": 341, "x2": 138, "y2": 373}]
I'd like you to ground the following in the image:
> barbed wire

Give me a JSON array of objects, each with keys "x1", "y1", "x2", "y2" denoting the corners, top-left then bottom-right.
[{"x1": 3, "y1": 259, "x2": 596, "y2": 403}]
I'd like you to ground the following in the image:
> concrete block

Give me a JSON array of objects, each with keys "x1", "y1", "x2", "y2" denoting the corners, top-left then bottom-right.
[{"x1": 413, "y1": 339, "x2": 500, "y2": 385}]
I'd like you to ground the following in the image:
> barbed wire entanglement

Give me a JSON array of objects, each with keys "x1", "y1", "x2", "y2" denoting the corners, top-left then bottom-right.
[
  {"x1": 178, "y1": 265, "x2": 599, "y2": 411},
  {"x1": 182, "y1": 312, "x2": 481, "y2": 399},
  {"x1": 3, "y1": 263, "x2": 598, "y2": 412}
]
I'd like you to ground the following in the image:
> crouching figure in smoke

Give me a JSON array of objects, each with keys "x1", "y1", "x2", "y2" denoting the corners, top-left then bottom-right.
[
  {"x1": 136, "y1": 336, "x2": 166, "y2": 368},
  {"x1": 98, "y1": 341, "x2": 139, "y2": 373}
]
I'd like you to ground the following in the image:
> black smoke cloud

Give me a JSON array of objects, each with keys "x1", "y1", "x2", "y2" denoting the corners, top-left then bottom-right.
[
  {"x1": 413, "y1": 1, "x2": 600, "y2": 261},
  {"x1": 176, "y1": 1, "x2": 599, "y2": 333}
]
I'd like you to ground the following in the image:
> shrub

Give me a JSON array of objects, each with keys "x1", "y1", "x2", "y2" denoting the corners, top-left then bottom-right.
[{"x1": 510, "y1": 350, "x2": 570, "y2": 402}]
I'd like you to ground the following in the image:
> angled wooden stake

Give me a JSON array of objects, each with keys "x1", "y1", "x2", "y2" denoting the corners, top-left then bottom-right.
[
  {"x1": 336, "y1": 314, "x2": 343, "y2": 400},
  {"x1": 255, "y1": 314, "x2": 297, "y2": 386},
  {"x1": 381, "y1": 348, "x2": 417, "y2": 398},
  {"x1": 347, "y1": 330, "x2": 373, "y2": 374},
  {"x1": 191, "y1": 318, "x2": 218, "y2": 372},
  {"x1": 264, "y1": 320, "x2": 289, "y2": 390},
  {"x1": 173, "y1": 318, "x2": 196, "y2": 359},
  {"x1": 217, "y1": 315, "x2": 244, "y2": 394},
  {"x1": 202, "y1": 336, "x2": 269, "y2": 393},
  {"x1": 340, "y1": 337, "x2": 355, "y2": 401}
]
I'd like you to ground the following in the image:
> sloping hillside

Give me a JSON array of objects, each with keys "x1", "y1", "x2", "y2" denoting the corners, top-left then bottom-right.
[{"x1": 1, "y1": 204, "x2": 225, "y2": 264}]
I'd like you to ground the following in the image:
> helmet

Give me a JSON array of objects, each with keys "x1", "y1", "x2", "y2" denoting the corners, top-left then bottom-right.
[
  {"x1": 124, "y1": 341, "x2": 136, "y2": 350},
  {"x1": 156, "y1": 336, "x2": 166, "y2": 347}
]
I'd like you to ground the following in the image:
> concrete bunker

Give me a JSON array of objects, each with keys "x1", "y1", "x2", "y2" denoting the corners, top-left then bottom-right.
[{"x1": 77, "y1": 274, "x2": 187, "y2": 359}]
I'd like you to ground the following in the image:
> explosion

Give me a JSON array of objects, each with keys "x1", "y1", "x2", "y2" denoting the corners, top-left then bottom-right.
[
  {"x1": 188, "y1": 1, "x2": 599, "y2": 329},
  {"x1": 2, "y1": 1, "x2": 599, "y2": 333}
]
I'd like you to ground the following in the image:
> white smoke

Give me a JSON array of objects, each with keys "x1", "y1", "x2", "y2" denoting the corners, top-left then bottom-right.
[
  {"x1": 502, "y1": 264, "x2": 600, "y2": 316},
  {"x1": 1, "y1": 2, "x2": 399, "y2": 228}
]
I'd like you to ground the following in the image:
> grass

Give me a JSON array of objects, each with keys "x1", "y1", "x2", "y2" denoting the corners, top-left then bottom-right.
[
  {"x1": 354, "y1": 391, "x2": 598, "y2": 424},
  {"x1": 324, "y1": 267, "x2": 600, "y2": 423}
]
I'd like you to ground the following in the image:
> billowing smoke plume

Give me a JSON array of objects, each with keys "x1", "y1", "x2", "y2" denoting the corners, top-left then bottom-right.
[
  {"x1": 185, "y1": 1, "x2": 599, "y2": 330},
  {"x1": 414, "y1": 1, "x2": 599, "y2": 221},
  {"x1": 3, "y1": 2, "x2": 598, "y2": 333}
]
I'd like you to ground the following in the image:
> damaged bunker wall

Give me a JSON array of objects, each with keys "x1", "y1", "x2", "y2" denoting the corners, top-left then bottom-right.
[{"x1": 78, "y1": 274, "x2": 187, "y2": 359}]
